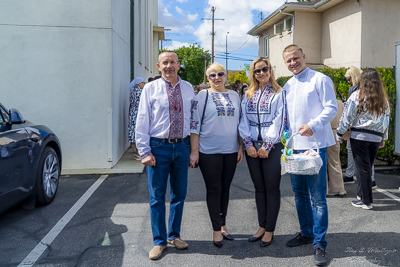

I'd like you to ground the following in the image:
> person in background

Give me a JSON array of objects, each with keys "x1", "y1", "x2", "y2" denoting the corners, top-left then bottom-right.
[
  {"x1": 282, "y1": 44, "x2": 337, "y2": 267},
  {"x1": 135, "y1": 51, "x2": 194, "y2": 260},
  {"x1": 190, "y1": 63, "x2": 243, "y2": 248},
  {"x1": 343, "y1": 67, "x2": 377, "y2": 188},
  {"x1": 239, "y1": 57, "x2": 287, "y2": 248},
  {"x1": 229, "y1": 82, "x2": 238, "y2": 92},
  {"x1": 327, "y1": 92, "x2": 346, "y2": 196},
  {"x1": 128, "y1": 77, "x2": 145, "y2": 160},
  {"x1": 337, "y1": 68, "x2": 390, "y2": 210},
  {"x1": 148, "y1": 77, "x2": 154, "y2": 82}
]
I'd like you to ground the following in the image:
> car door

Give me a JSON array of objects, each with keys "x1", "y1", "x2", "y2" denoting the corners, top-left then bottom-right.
[{"x1": 0, "y1": 107, "x2": 33, "y2": 211}]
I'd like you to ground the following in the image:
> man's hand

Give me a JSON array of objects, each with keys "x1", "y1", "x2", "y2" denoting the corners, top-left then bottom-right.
[
  {"x1": 258, "y1": 147, "x2": 269, "y2": 158},
  {"x1": 142, "y1": 155, "x2": 156, "y2": 166},
  {"x1": 298, "y1": 124, "x2": 313, "y2": 137},
  {"x1": 246, "y1": 145, "x2": 257, "y2": 158}
]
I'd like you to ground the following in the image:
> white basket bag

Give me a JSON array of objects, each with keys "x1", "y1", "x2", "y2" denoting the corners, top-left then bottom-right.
[{"x1": 281, "y1": 132, "x2": 323, "y2": 175}]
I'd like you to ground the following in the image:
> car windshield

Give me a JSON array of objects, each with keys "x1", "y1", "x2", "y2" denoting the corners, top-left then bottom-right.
[{"x1": 0, "y1": 104, "x2": 9, "y2": 123}]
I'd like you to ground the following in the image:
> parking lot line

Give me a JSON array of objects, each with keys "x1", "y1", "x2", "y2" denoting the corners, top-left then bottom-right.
[
  {"x1": 17, "y1": 175, "x2": 108, "y2": 267},
  {"x1": 375, "y1": 187, "x2": 400, "y2": 202}
]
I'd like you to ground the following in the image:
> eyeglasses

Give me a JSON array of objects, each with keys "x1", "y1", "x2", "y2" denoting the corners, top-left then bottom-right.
[
  {"x1": 208, "y1": 72, "x2": 225, "y2": 79},
  {"x1": 253, "y1": 66, "x2": 269, "y2": 75}
]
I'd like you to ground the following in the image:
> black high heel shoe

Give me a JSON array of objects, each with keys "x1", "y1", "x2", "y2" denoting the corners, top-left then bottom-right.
[
  {"x1": 213, "y1": 240, "x2": 223, "y2": 248},
  {"x1": 222, "y1": 232, "x2": 234, "y2": 241},
  {"x1": 260, "y1": 235, "x2": 274, "y2": 247},
  {"x1": 248, "y1": 233, "x2": 264, "y2": 242}
]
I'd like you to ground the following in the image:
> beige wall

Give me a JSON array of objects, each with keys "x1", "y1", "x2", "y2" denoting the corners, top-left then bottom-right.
[
  {"x1": 361, "y1": 0, "x2": 400, "y2": 67},
  {"x1": 294, "y1": 12, "x2": 322, "y2": 65},
  {"x1": 321, "y1": 1, "x2": 362, "y2": 68}
]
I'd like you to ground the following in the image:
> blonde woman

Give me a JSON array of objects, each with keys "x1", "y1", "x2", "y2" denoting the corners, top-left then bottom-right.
[
  {"x1": 239, "y1": 57, "x2": 287, "y2": 247},
  {"x1": 190, "y1": 63, "x2": 243, "y2": 248}
]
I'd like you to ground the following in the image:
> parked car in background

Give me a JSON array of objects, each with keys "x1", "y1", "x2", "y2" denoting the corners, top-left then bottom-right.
[{"x1": 0, "y1": 102, "x2": 62, "y2": 214}]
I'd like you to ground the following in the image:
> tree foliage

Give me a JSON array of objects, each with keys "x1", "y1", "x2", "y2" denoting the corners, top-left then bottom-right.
[{"x1": 171, "y1": 45, "x2": 210, "y2": 86}]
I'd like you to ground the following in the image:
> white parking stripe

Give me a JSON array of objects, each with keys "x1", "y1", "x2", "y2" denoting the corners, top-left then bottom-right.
[
  {"x1": 375, "y1": 187, "x2": 400, "y2": 202},
  {"x1": 18, "y1": 175, "x2": 108, "y2": 267}
]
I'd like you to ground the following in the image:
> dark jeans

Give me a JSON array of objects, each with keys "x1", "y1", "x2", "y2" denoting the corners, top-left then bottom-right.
[
  {"x1": 350, "y1": 138, "x2": 380, "y2": 205},
  {"x1": 245, "y1": 143, "x2": 283, "y2": 232},
  {"x1": 146, "y1": 137, "x2": 191, "y2": 246},
  {"x1": 199, "y1": 152, "x2": 238, "y2": 231}
]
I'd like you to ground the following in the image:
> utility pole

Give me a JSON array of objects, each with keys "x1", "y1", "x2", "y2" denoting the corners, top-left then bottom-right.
[
  {"x1": 226, "y1": 32, "x2": 229, "y2": 85},
  {"x1": 202, "y1": 6, "x2": 224, "y2": 63}
]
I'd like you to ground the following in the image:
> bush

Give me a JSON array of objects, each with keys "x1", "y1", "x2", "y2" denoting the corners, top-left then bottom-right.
[{"x1": 276, "y1": 67, "x2": 398, "y2": 167}]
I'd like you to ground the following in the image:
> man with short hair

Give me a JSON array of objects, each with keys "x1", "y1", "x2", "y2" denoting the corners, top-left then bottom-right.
[
  {"x1": 282, "y1": 44, "x2": 337, "y2": 266},
  {"x1": 136, "y1": 51, "x2": 194, "y2": 260}
]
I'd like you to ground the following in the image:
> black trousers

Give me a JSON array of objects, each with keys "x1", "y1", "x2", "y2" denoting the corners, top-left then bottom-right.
[
  {"x1": 350, "y1": 138, "x2": 380, "y2": 205},
  {"x1": 245, "y1": 143, "x2": 283, "y2": 232},
  {"x1": 199, "y1": 152, "x2": 238, "y2": 231}
]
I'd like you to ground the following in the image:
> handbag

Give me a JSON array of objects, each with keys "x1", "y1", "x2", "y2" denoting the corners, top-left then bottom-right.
[{"x1": 252, "y1": 140, "x2": 264, "y2": 151}]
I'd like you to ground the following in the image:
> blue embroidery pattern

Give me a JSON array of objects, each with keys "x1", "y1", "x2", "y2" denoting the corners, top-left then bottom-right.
[{"x1": 211, "y1": 92, "x2": 235, "y2": 117}]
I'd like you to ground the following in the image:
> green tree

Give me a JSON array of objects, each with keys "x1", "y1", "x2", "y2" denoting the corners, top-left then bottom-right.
[
  {"x1": 233, "y1": 71, "x2": 248, "y2": 84},
  {"x1": 172, "y1": 45, "x2": 210, "y2": 86}
]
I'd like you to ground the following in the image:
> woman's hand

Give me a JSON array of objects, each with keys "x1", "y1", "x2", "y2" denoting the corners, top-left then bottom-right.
[
  {"x1": 258, "y1": 147, "x2": 269, "y2": 158},
  {"x1": 246, "y1": 145, "x2": 257, "y2": 158},
  {"x1": 237, "y1": 147, "x2": 244, "y2": 163},
  {"x1": 379, "y1": 140, "x2": 385, "y2": 148},
  {"x1": 189, "y1": 152, "x2": 199, "y2": 168}
]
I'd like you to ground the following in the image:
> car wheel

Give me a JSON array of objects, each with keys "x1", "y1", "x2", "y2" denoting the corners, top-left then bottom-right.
[{"x1": 35, "y1": 147, "x2": 60, "y2": 205}]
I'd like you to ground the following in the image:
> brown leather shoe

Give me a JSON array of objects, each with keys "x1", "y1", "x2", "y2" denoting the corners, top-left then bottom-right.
[
  {"x1": 167, "y1": 238, "x2": 188, "y2": 249},
  {"x1": 148, "y1": 245, "x2": 167, "y2": 260}
]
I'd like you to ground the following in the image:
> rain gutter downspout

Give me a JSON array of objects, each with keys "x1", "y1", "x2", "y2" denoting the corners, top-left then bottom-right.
[{"x1": 279, "y1": 10, "x2": 294, "y2": 44}]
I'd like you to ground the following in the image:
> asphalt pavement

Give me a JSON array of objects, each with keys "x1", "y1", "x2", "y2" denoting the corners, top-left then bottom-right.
[{"x1": 1, "y1": 158, "x2": 400, "y2": 267}]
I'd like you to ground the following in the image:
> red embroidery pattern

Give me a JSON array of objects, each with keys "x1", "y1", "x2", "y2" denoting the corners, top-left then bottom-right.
[{"x1": 164, "y1": 79, "x2": 184, "y2": 139}]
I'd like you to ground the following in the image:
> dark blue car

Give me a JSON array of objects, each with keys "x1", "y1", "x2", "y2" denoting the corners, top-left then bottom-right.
[{"x1": 0, "y1": 103, "x2": 62, "y2": 214}]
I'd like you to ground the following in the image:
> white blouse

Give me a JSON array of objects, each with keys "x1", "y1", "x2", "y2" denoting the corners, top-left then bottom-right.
[
  {"x1": 190, "y1": 89, "x2": 241, "y2": 154},
  {"x1": 135, "y1": 78, "x2": 194, "y2": 157},
  {"x1": 238, "y1": 84, "x2": 287, "y2": 151}
]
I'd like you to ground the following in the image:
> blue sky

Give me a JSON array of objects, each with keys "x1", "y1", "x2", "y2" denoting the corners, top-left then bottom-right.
[{"x1": 158, "y1": 0, "x2": 286, "y2": 71}]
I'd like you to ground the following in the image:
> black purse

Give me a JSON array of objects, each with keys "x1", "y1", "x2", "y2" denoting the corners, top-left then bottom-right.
[{"x1": 252, "y1": 140, "x2": 264, "y2": 151}]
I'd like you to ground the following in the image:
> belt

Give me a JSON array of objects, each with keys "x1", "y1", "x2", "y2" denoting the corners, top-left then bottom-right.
[{"x1": 151, "y1": 136, "x2": 189, "y2": 144}]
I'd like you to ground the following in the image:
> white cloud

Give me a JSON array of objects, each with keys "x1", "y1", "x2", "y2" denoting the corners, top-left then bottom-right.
[
  {"x1": 176, "y1": 0, "x2": 189, "y2": 3},
  {"x1": 175, "y1": 6, "x2": 184, "y2": 15},
  {"x1": 163, "y1": 41, "x2": 193, "y2": 51},
  {"x1": 187, "y1": 13, "x2": 198, "y2": 22},
  {"x1": 194, "y1": 0, "x2": 284, "y2": 53}
]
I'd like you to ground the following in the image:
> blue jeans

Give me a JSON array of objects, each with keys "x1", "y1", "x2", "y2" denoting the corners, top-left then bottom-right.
[
  {"x1": 290, "y1": 147, "x2": 328, "y2": 249},
  {"x1": 146, "y1": 137, "x2": 191, "y2": 246}
]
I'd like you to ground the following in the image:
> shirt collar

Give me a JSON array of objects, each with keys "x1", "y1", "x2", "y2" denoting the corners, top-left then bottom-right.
[
  {"x1": 161, "y1": 76, "x2": 181, "y2": 87},
  {"x1": 294, "y1": 67, "x2": 310, "y2": 80}
]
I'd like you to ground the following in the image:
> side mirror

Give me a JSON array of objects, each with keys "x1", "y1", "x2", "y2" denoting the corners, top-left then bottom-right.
[{"x1": 9, "y1": 109, "x2": 25, "y2": 124}]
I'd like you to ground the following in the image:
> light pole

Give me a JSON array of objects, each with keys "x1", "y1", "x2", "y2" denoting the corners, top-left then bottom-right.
[{"x1": 226, "y1": 32, "x2": 229, "y2": 85}]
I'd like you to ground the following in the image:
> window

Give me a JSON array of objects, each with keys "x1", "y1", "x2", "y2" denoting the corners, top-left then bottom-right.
[
  {"x1": 274, "y1": 23, "x2": 283, "y2": 36},
  {"x1": 264, "y1": 35, "x2": 269, "y2": 58},
  {"x1": 284, "y1": 18, "x2": 292, "y2": 32}
]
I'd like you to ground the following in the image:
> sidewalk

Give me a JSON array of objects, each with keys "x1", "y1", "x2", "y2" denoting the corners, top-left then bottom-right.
[{"x1": 61, "y1": 147, "x2": 145, "y2": 175}]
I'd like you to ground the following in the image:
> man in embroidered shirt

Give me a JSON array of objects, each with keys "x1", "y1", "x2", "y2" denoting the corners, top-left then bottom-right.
[
  {"x1": 282, "y1": 44, "x2": 337, "y2": 267},
  {"x1": 135, "y1": 51, "x2": 194, "y2": 260}
]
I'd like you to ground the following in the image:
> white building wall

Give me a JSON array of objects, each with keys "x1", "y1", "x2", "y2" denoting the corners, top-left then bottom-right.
[{"x1": 0, "y1": 0, "x2": 156, "y2": 170}]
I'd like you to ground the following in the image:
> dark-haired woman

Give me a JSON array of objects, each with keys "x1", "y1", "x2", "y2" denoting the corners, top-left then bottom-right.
[{"x1": 337, "y1": 68, "x2": 390, "y2": 210}]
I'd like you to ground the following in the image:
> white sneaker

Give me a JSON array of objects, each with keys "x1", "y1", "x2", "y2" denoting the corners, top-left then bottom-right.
[{"x1": 352, "y1": 200, "x2": 373, "y2": 210}]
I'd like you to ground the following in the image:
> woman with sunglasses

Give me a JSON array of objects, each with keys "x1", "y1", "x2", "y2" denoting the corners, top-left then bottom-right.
[
  {"x1": 239, "y1": 57, "x2": 287, "y2": 247},
  {"x1": 189, "y1": 63, "x2": 243, "y2": 248}
]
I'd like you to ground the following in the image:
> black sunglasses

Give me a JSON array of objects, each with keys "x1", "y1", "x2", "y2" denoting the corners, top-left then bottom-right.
[
  {"x1": 254, "y1": 66, "x2": 269, "y2": 75},
  {"x1": 346, "y1": 77, "x2": 351, "y2": 82},
  {"x1": 208, "y1": 72, "x2": 225, "y2": 79}
]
